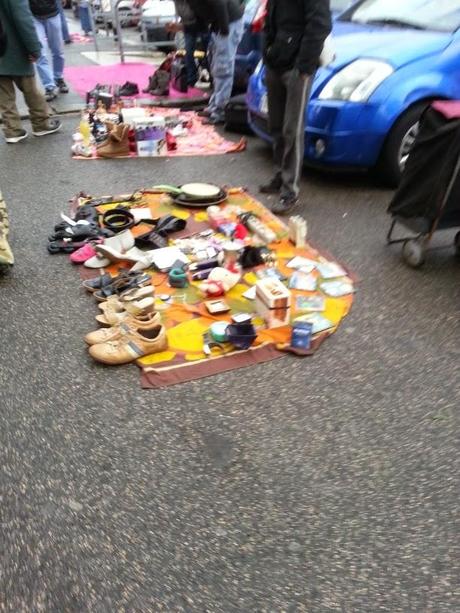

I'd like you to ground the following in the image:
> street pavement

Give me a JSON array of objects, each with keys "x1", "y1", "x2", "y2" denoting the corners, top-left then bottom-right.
[{"x1": 0, "y1": 14, "x2": 459, "y2": 613}]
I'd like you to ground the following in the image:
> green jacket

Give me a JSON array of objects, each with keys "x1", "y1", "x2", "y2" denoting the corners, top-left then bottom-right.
[{"x1": 0, "y1": 0, "x2": 42, "y2": 77}]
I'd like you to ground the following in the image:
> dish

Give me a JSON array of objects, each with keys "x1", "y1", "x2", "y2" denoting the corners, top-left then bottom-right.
[
  {"x1": 173, "y1": 193, "x2": 228, "y2": 208},
  {"x1": 180, "y1": 183, "x2": 222, "y2": 199}
]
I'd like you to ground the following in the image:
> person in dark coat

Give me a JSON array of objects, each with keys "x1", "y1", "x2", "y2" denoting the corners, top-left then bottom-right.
[
  {"x1": 261, "y1": 0, "x2": 331, "y2": 214},
  {"x1": 190, "y1": 0, "x2": 245, "y2": 124},
  {"x1": 0, "y1": 0, "x2": 61, "y2": 143}
]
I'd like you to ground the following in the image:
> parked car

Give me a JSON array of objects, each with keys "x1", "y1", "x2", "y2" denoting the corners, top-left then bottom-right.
[
  {"x1": 234, "y1": 0, "x2": 355, "y2": 92},
  {"x1": 248, "y1": 0, "x2": 460, "y2": 186},
  {"x1": 140, "y1": 0, "x2": 177, "y2": 49}
]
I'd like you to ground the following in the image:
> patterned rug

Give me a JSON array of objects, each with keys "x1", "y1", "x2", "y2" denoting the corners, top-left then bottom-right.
[
  {"x1": 73, "y1": 189, "x2": 356, "y2": 388},
  {"x1": 72, "y1": 108, "x2": 246, "y2": 159}
]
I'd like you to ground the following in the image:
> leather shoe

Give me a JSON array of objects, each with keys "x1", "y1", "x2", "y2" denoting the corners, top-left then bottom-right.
[{"x1": 271, "y1": 195, "x2": 299, "y2": 215}]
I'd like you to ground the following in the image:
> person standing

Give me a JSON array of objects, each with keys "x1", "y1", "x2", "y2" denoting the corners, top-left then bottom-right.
[
  {"x1": 29, "y1": 0, "x2": 69, "y2": 101},
  {"x1": 0, "y1": 0, "x2": 61, "y2": 143},
  {"x1": 191, "y1": 0, "x2": 245, "y2": 125},
  {"x1": 57, "y1": 0, "x2": 72, "y2": 44},
  {"x1": 78, "y1": 1, "x2": 92, "y2": 37},
  {"x1": 169, "y1": 0, "x2": 209, "y2": 88},
  {"x1": 260, "y1": 0, "x2": 331, "y2": 214}
]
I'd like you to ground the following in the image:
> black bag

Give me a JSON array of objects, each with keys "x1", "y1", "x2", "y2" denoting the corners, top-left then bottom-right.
[
  {"x1": 388, "y1": 105, "x2": 460, "y2": 224},
  {"x1": 224, "y1": 94, "x2": 253, "y2": 135},
  {"x1": 171, "y1": 54, "x2": 188, "y2": 93},
  {"x1": 0, "y1": 16, "x2": 7, "y2": 57}
]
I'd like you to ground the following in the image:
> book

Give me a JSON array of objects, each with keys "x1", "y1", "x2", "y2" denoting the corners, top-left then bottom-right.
[
  {"x1": 286, "y1": 256, "x2": 317, "y2": 273},
  {"x1": 289, "y1": 271, "x2": 317, "y2": 291},
  {"x1": 295, "y1": 295, "x2": 326, "y2": 312},
  {"x1": 320, "y1": 280, "x2": 354, "y2": 297},
  {"x1": 316, "y1": 261, "x2": 347, "y2": 279},
  {"x1": 294, "y1": 313, "x2": 334, "y2": 334}
]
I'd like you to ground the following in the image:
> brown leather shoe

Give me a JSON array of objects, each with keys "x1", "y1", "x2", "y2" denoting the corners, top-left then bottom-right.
[
  {"x1": 97, "y1": 123, "x2": 130, "y2": 158},
  {"x1": 97, "y1": 296, "x2": 155, "y2": 325},
  {"x1": 89, "y1": 324, "x2": 167, "y2": 365},
  {"x1": 85, "y1": 311, "x2": 161, "y2": 345}
]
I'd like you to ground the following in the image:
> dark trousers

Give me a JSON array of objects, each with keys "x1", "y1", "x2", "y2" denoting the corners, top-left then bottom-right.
[
  {"x1": 184, "y1": 30, "x2": 210, "y2": 87},
  {"x1": 266, "y1": 67, "x2": 313, "y2": 198}
]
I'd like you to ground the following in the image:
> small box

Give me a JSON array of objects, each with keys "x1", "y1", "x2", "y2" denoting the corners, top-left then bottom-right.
[
  {"x1": 255, "y1": 278, "x2": 291, "y2": 309},
  {"x1": 290, "y1": 321, "x2": 313, "y2": 350},
  {"x1": 133, "y1": 117, "x2": 166, "y2": 157},
  {"x1": 255, "y1": 295, "x2": 290, "y2": 328}
]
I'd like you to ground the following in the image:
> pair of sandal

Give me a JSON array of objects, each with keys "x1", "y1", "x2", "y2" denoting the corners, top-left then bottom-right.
[{"x1": 83, "y1": 270, "x2": 152, "y2": 301}]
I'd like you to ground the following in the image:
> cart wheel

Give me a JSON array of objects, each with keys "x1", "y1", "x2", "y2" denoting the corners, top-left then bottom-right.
[
  {"x1": 402, "y1": 238, "x2": 425, "y2": 268},
  {"x1": 454, "y1": 232, "x2": 460, "y2": 258}
]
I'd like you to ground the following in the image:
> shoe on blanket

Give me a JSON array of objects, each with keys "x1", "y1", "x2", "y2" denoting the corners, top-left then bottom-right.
[
  {"x1": 88, "y1": 324, "x2": 167, "y2": 364},
  {"x1": 85, "y1": 311, "x2": 161, "y2": 345}
]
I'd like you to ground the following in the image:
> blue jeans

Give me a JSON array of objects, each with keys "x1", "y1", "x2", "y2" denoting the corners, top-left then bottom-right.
[
  {"x1": 208, "y1": 18, "x2": 244, "y2": 119},
  {"x1": 58, "y1": 2, "x2": 71, "y2": 42},
  {"x1": 79, "y1": 6, "x2": 92, "y2": 35},
  {"x1": 184, "y1": 31, "x2": 210, "y2": 87},
  {"x1": 33, "y1": 15, "x2": 65, "y2": 91}
]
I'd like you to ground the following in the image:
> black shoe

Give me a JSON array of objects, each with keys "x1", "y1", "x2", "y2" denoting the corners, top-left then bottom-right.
[
  {"x1": 32, "y1": 119, "x2": 62, "y2": 137},
  {"x1": 271, "y1": 194, "x2": 299, "y2": 215},
  {"x1": 45, "y1": 87, "x2": 57, "y2": 102},
  {"x1": 119, "y1": 81, "x2": 139, "y2": 96},
  {"x1": 197, "y1": 108, "x2": 212, "y2": 118},
  {"x1": 259, "y1": 175, "x2": 282, "y2": 194},
  {"x1": 56, "y1": 78, "x2": 69, "y2": 94}
]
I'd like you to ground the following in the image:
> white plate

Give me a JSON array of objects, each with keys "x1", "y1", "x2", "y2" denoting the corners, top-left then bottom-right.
[{"x1": 180, "y1": 183, "x2": 221, "y2": 199}]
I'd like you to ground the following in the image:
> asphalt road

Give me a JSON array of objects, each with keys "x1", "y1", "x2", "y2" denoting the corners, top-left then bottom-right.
[{"x1": 0, "y1": 117, "x2": 459, "y2": 612}]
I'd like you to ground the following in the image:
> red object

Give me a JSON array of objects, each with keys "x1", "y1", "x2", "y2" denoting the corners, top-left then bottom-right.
[
  {"x1": 233, "y1": 223, "x2": 248, "y2": 240},
  {"x1": 251, "y1": 0, "x2": 268, "y2": 33},
  {"x1": 166, "y1": 131, "x2": 177, "y2": 151}
]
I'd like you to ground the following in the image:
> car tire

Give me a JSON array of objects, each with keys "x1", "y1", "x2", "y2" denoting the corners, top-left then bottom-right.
[{"x1": 375, "y1": 101, "x2": 430, "y2": 188}]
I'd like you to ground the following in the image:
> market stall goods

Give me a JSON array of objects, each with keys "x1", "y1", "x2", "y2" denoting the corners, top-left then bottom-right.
[{"x1": 47, "y1": 188, "x2": 356, "y2": 387}]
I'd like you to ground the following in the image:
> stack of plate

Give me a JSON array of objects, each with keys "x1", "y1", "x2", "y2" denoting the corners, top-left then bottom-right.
[{"x1": 173, "y1": 183, "x2": 228, "y2": 207}]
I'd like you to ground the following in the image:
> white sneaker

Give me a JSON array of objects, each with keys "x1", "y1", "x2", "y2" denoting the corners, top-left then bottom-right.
[{"x1": 5, "y1": 130, "x2": 28, "y2": 144}]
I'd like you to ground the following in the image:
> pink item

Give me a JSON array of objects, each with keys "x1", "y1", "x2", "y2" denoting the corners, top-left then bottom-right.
[
  {"x1": 64, "y1": 63, "x2": 209, "y2": 102},
  {"x1": 432, "y1": 100, "x2": 460, "y2": 120},
  {"x1": 70, "y1": 242, "x2": 99, "y2": 264}
]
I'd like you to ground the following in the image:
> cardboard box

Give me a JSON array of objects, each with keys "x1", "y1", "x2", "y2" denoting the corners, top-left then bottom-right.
[
  {"x1": 255, "y1": 296, "x2": 290, "y2": 328},
  {"x1": 255, "y1": 278, "x2": 291, "y2": 309},
  {"x1": 133, "y1": 117, "x2": 166, "y2": 157}
]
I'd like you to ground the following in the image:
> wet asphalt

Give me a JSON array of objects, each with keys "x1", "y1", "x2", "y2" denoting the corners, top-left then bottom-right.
[{"x1": 0, "y1": 116, "x2": 459, "y2": 611}]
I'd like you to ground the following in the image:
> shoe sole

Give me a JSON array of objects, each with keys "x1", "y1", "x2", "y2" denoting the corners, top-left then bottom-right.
[
  {"x1": 33, "y1": 125, "x2": 61, "y2": 137},
  {"x1": 6, "y1": 133, "x2": 28, "y2": 144}
]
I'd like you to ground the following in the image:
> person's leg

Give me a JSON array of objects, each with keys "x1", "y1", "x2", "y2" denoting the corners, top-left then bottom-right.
[
  {"x1": 58, "y1": 1, "x2": 71, "y2": 43},
  {"x1": 33, "y1": 17, "x2": 56, "y2": 92},
  {"x1": 279, "y1": 69, "x2": 313, "y2": 200},
  {"x1": 265, "y1": 66, "x2": 287, "y2": 188},
  {"x1": 206, "y1": 32, "x2": 218, "y2": 113},
  {"x1": 80, "y1": 6, "x2": 92, "y2": 35},
  {"x1": 184, "y1": 31, "x2": 198, "y2": 87},
  {"x1": 44, "y1": 15, "x2": 65, "y2": 82},
  {"x1": 14, "y1": 76, "x2": 51, "y2": 132},
  {"x1": 0, "y1": 77, "x2": 25, "y2": 139},
  {"x1": 207, "y1": 18, "x2": 244, "y2": 122}
]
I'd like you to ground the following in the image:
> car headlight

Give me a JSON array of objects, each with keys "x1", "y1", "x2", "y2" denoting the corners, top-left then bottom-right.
[{"x1": 318, "y1": 59, "x2": 394, "y2": 102}]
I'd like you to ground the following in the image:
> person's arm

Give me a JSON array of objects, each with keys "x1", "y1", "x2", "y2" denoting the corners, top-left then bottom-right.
[
  {"x1": 211, "y1": 0, "x2": 230, "y2": 35},
  {"x1": 296, "y1": 0, "x2": 332, "y2": 76},
  {"x1": 6, "y1": 0, "x2": 42, "y2": 59}
]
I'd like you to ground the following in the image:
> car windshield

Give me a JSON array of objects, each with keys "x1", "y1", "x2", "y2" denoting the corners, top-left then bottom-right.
[{"x1": 346, "y1": 0, "x2": 460, "y2": 32}]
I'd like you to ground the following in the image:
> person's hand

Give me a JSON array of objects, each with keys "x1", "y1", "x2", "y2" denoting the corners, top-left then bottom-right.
[
  {"x1": 165, "y1": 22, "x2": 182, "y2": 33},
  {"x1": 28, "y1": 55, "x2": 37, "y2": 63}
]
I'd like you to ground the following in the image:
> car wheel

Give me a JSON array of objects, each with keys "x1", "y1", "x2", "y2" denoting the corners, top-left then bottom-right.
[{"x1": 375, "y1": 102, "x2": 430, "y2": 188}]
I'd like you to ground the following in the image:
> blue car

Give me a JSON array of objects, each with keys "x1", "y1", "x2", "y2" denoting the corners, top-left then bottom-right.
[
  {"x1": 247, "y1": 0, "x2": 460, "y2": 185},
  {"x1": 234, "y1": 0, "x2": 354, "y2": 92}
]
